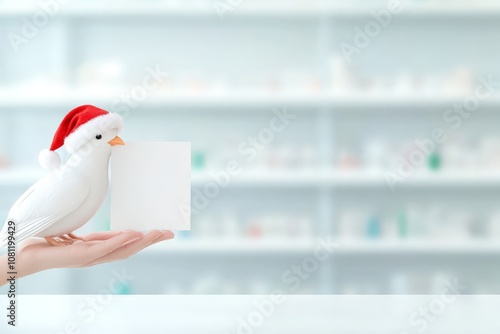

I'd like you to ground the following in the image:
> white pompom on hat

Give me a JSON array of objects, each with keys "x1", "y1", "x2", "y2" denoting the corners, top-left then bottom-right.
[
  {"x1": 38, "y1": 148, "x2": 62, "y2": 170},
  {"x1": 38, "y1": 105, "x2": 124, "y2": 170}
]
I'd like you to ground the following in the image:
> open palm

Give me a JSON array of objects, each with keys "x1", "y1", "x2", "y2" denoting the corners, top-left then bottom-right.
[{"x1": 12, "y1": 230, "x2": 174, "y2": 279}]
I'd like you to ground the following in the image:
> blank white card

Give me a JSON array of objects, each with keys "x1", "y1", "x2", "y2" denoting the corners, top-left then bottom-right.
[{"x1": 110, "y1": 142, "x2": 191, "y2": 231}]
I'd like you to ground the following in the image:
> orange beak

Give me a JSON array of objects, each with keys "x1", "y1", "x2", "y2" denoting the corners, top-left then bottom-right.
[{"x1": 108, "y1": 136, "x2": 125, "y2": 146}]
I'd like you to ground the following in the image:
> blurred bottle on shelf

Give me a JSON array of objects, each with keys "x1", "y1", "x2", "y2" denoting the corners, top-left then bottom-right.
[
  {"x1": 0, "y1": 152, "x2": 9, "y2": 169},
  {"x1": 330, "y1": 52, "x2": 479, "y2": 97},
  {"x1": 363, "y1": 139, "x2": 387, "y2": 172},
  {"x1": 427, "y1": 150, "x2": 441, "y2": 171},
  {"x1": 192, "y1": 150, "x2": 206, "y2": 170},
  {"x1": 397, "y1": 211, "x2": 409, "y2": 238},
  {"x1": 331, "y1": 55, "x2": 353, "y2": 94},
  {"x1": 76, "y1": 60, "x2": 125, "y2": 92},
  {"x1": 444, "y1": 66, "x2": 474, "y2": 96},
  {"x1": 336, "y1": 148, "x2": 360, "y2": 171},
  {"x1": 334, "y1": 203, "x2": 500, "y2": 241},
  {"x1": 337, "y1": 209, "x2": 364, "y2": 239},
  {"x1": 366, "y1": 215, "x2": 381, "y2": 239},
  {"x1": 334, "y1": 133, "x2": 500, "y2": 173},
  {"x1": 190, "y1": 212, "x2": 314, "y2": 241},
  {"x1": 111, "y1": 281, "x2": 132, "y2": 295}
]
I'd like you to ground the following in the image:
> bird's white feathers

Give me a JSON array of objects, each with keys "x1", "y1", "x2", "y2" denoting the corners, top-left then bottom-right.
[
  {"x1": 0, "y1": 172, "x2": 90, "y2": 247},
  {"x1": 0, "y1": 111, "x2": 123, "y2": 248}
]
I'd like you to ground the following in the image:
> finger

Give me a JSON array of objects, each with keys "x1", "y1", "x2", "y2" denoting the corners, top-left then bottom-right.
[
  {"x1": 119, "y1": 230, "x2": 174, "y2": 257},
  {"x1": 87, "y1": 231, "x2": 143, "y2": 258},
  {"x1": 82, "y1": 231, "x2": 127, "y2": 242},
  {"x1": 20, "y1": 237, "x2": 51, "y2": 249},
  {"x1": 132, "y1": 230, "x2": 175, "y2": 253},
  {"x1": 159, "y1": 231, "x2": 175, "y2": 240},
  {"x1": 88, "y1": 231, "x2": 175, "y2": 266},
  {"x1": 88, "y1": 230, "x2": 165, "y2": 266}
]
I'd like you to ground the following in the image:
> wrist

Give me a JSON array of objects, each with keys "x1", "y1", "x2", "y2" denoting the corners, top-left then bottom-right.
[
  {"x1": 1, "y1": 246, "x2": 46, "y2": 287},
  {"x1": 0, "y1": 255, "x2": 8, "y2": 287}
]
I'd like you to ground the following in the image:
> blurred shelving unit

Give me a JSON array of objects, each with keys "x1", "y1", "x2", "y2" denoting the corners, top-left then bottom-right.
[{"x1": 1, "y1": 0, "x2": 500, "y2": 295}]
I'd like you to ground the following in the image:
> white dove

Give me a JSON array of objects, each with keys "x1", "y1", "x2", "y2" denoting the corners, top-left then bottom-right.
[{"x1": 0, "y1": 105, "x2": 125, "y2": 247}]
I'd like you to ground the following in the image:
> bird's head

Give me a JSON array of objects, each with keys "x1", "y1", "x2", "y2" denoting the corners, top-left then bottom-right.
[
  {"x1": 64, "y1": 110, "x2": 125, "y2": 156},
  {"x1": 39, "y1": 105, "x2": 126, "y2": 170}
]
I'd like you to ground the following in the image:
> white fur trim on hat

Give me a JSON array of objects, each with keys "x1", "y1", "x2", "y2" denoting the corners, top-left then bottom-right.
[
  {"x1": 38, "y1": 149, "x2": 62, "y2": 170},
  {"x1": 64, "y1": 113, "x2": 124, "y2": 154}
]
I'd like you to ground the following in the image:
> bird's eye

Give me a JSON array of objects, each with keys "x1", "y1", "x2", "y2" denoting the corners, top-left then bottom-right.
[{"x1": 96, "y1": 135, "x2": 102, "y2": 140}]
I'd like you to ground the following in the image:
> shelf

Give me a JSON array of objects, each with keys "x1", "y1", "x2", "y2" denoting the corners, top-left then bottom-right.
[
  {"x1": 2, "y1": 91, "x2": 500, "y2": 110},
  {"x1": 3, "y1": 169, "x2": 500, "y2": 188},
  {"x1": 0, "y1": 91, "x2": 332, "y2": 109},
  {"x1": 0, "y1": 3, "x2": 325, "y2": 18},
  {"x1": 1, "y1": 3, "x2": 500, "y2": 18},
  {"x1": 141, "y1": 239, "x2": 500, "y2": 255}
]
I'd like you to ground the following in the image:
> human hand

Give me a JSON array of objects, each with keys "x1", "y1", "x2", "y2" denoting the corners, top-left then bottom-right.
[{"x1": 1, "y1": 230, "x2": 174, "y2": 286}]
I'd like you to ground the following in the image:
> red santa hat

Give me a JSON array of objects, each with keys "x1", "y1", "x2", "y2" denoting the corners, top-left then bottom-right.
[{"x1": 39, "y1": 105, "x2": 124, "y2": 170}]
